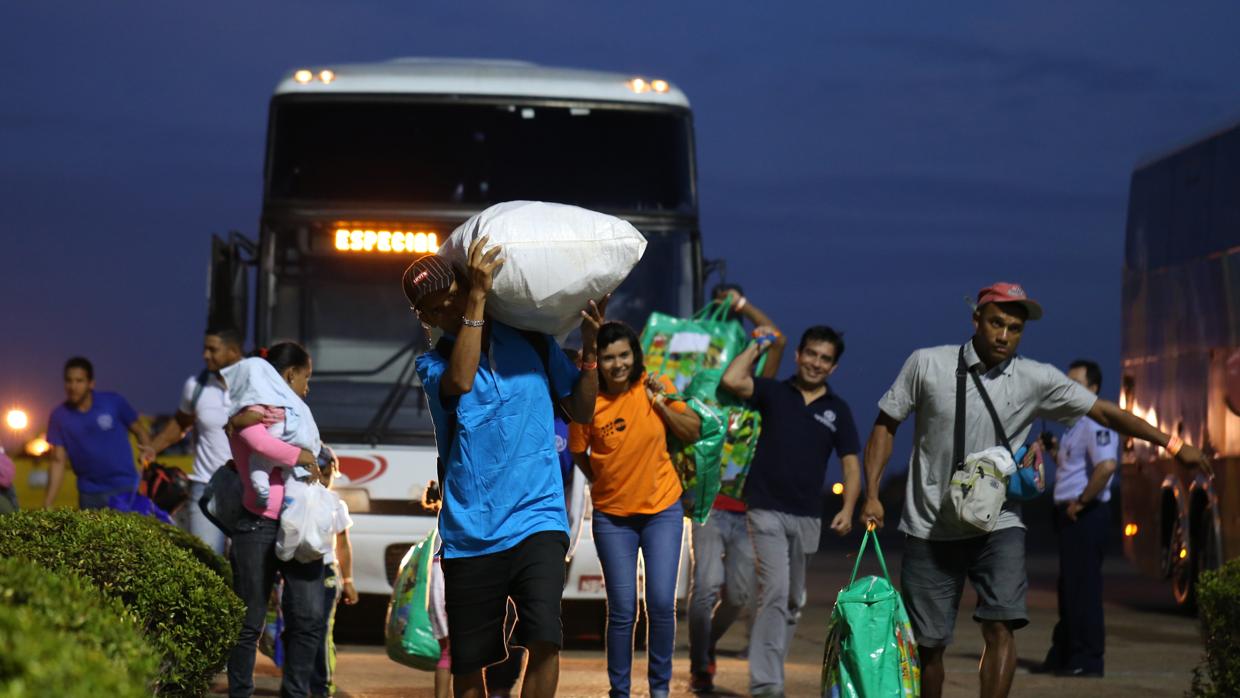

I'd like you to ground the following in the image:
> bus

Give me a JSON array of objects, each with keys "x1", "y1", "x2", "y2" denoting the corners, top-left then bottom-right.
[
  {"x1": 1119, "y1": 117, "x2": 1240, "y2": 607},
  {"x1": 206, "y1": 58, "x2": 704, "y2": 626}
]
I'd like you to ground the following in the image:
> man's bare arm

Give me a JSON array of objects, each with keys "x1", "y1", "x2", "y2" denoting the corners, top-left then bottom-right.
[
  {"x1": 1088, "y1": 399, "x2": 1210, "y2": 470},
  {"x1": 43, "y1": 446, "x2": 68, "y2": 508},
  {"x1": 736, "y1": 298, "x2": 787, "y2": 378},
  {"x1": 860, "y1": 412, "x2": 901, "y2": 528},
  {"x1": 148, "y1": 411, "x2": 195, "y2": 461},
  {"x1": 720, "y1": 343, "x2": 764, "y2": 400}
]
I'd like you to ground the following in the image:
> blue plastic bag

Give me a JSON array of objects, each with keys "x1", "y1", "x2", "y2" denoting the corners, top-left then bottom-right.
[{"x1": 1006, "y1": 444, "x2": 1046, "y2": 501}]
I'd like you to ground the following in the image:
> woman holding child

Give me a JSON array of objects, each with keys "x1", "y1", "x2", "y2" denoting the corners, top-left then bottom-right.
[{"x1": 223, "y1": 341, "x2": 328, "y2": 698}]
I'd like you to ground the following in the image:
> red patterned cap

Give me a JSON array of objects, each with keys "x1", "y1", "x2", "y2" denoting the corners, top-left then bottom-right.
[{"x1": 976, "y1": 282, "x2": 1043, "y2": 320}]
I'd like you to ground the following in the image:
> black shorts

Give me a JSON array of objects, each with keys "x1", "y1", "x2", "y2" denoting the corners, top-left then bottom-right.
[{"x1": 441, "y1": 530, "x2": 569, "y2": 675}]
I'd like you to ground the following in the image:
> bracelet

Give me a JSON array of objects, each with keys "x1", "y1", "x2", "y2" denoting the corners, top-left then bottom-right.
[
  {"x1": 1166, "y1": 434, "x2": 1184, "y2": 457},
  {"x1": 735, "y1": 296, "x2": 748, "y2": 311},
  {"x1": 461, "y1": 316, "x2": 485, "y2": 328},
  {"x1": 342, "y1": 577, "x2": 353, "y2": 584},
  {"x1": 580, "y1": 360, "x2": 598, "y2": 370}
]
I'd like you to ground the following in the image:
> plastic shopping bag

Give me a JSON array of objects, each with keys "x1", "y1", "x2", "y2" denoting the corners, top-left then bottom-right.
[
  {"x1": 385, "y1": 529, "x2": 441, "y2": 671},
  {"x1": 822, "y1": 528, "x2": 919, "y2": 698},
  {"x1": 277, "y1": 480, "x2": 337, "y2": 562},
  {"x1": 666, "y1": 392, "x2": 726, "y2": 523},
  {"x1": 440, "y1": 201, "x2": 647, "y2": 336},
  {"x1": 642, "y1": 299, "x2": 766, "y2": 502}
]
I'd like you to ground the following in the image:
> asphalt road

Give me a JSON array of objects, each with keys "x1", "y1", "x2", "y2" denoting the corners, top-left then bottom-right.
[{"x1": 214, "y1": 529, "x2": 1204, "y2": 698}]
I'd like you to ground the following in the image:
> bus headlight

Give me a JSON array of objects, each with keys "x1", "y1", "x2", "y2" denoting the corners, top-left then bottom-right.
[{"x1": 335, "y1": 487, "x2": 371, "y2": 514}]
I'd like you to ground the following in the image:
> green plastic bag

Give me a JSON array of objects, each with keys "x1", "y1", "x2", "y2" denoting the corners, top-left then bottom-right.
[
  {"x1": 641, "y1": 298, "x2": 766, "y2": 507},
  {"x1": 385, "y1": 529, "x2": 440, "y2": 671},
  {"x1": 667, "y1": 392, "x2": 726, "y2": 523},
  {"x1": 822, "y1": 529, "x2": 920, "y2": 698}
]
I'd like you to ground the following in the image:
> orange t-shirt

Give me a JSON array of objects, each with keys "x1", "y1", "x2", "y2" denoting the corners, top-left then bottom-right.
[{"x1": 569, "y1": 377, "x2": 684, "y2": 517}]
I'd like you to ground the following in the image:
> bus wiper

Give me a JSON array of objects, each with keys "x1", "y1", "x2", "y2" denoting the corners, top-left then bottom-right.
[{"x1": 362, "y1": 350, "x2": 423, "y2": 447}]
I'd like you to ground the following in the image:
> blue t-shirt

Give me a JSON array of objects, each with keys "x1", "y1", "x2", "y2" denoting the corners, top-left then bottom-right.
[
  {"x1": 742, "y1": 377, "x2": 860, "y2": 517},
  {"x1": 46, "y1": 391, "x2": 141, "y2": 494},
  {"x1": 416, "y1": 322, "x2": 580, "y2": 558}
]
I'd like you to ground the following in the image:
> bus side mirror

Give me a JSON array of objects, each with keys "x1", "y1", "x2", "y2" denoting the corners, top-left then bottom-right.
[{"x1": 207, "y1": 232, "x2": 255, "y2": 342}]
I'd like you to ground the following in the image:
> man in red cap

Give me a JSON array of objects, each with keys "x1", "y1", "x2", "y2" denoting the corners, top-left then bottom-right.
[{"x1": 858, "y1": 282, "x2": 1209, "y2": 698}]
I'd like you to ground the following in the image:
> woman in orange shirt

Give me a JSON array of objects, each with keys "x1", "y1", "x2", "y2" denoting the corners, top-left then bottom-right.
[{"x1": 569, "y1": 322, "x2": 700, "y2": 698}]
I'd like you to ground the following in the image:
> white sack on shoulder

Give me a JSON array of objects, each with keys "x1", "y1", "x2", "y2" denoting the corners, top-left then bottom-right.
[{"x1": 439, "y1": 201, "x2": 647, "y2": 336}]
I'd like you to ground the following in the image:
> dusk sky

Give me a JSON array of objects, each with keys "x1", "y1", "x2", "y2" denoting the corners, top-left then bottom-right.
[{"x1": 4, "y1": 3, "x2": 1240, "y2": 475}]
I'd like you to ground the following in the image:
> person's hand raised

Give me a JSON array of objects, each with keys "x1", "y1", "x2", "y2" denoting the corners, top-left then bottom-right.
[{"x1": 466, "y1": 235, "x2": 504, "y2": 298}]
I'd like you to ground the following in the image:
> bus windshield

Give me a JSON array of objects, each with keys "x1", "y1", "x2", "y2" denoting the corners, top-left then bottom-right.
[
  {"x1": 268, "y1": 228, "x2": 696, "y2": 443},
  {"x1": 267, "y1": 100, "x2": 694, "y2": 213}
]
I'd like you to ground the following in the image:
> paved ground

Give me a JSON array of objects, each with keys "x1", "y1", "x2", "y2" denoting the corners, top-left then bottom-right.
[{"x1": 213, "y1": 541, "x2": 1204, "y2": 697}]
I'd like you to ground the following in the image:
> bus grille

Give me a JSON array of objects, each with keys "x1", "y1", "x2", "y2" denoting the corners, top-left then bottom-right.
[{"x1": 385, "y1": 543, "x2": 418, "y2": 586}]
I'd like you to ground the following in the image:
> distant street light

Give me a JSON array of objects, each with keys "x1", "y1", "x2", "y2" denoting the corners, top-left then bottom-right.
[{"x1": 5, "y1": 409, "x2": 28, "y2": 432}]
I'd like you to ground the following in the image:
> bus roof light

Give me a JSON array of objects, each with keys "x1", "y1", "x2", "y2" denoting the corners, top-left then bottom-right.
[
  {"x1": 651, "y1": 79, "x2": 670, "y2": 93},
  {"x1": 294, "y1": 69, "x2": 314, "y2": 84},
  {"x1": 627, "y1": 77, "x2": 650, "y2": 94},
  {"x1": 319, "y1": 69, "x2": 335, "y2": 84}
]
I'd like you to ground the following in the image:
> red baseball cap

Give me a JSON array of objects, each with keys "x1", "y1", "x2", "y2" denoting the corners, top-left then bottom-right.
[{"x1": 976, "y1": 282, "x2": 1043, "y2": 320}]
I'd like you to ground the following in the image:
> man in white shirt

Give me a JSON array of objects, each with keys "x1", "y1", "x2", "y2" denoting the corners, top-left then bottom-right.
[
  {"x1": 861, "y1": 282, "x2": 1210, "y2": 698},
  {"x1": 148, "y1": 327, "x2": 243, "y2": 554},
  {"x1": 1037, "y1": 359, "x2": 1117, "y2": 678}
]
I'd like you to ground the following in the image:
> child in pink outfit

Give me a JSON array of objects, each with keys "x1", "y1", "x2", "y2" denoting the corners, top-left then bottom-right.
[{"x1": 231, "y1": 404, "x2": 297, "y2": 507}]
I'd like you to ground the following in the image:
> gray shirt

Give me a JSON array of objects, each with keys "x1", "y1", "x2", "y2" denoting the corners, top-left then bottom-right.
[{"x1": 878, "y1": 341, "x2": 1097, "y2": 540}]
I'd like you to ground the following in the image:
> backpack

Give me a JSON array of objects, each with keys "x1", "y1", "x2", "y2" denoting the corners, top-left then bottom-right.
[
  {"x1": 385, "y1": 529, "x2": 441, "y2": 671},
  {"x1": 142, "y1": 462, "x2": 192, "y2": 514}
]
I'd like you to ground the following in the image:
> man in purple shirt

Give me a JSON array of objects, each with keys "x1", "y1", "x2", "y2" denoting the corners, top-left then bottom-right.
[{"x1": 44, "y1": 357, "x2": 153, "y2": 509}]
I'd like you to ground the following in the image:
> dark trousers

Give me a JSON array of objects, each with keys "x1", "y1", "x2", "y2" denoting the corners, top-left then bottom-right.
[
  {"x1": 227, "y1": 514, "x2": 326, "y2": 698},
  {"x1": 1046, "y1": 500, "x2": 1108, "y2": 674},
  {"x1": 311, "y1": 564, "x2": 342, "y2": 695}
]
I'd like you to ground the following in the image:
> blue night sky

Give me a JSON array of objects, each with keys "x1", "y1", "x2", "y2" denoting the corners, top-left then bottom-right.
[{"x1": 3, "y1": 2, "x2": 1239, "y2": 473}]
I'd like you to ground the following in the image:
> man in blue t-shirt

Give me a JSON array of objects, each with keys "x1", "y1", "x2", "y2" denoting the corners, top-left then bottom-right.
[
  {"x1": 721, "y1": 325, "x2": 862, "y2": 698},
  {"x1": 402, "y1": 238, "x2": 604, "y2": 698},
  {"x1": 44, "y1": 356, "x2": 154, "y2": 510}
]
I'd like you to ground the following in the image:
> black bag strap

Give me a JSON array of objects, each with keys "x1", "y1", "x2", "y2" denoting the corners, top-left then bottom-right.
[{"x1": 953, "y1": 344, "x2": 1014, "y2": 472}]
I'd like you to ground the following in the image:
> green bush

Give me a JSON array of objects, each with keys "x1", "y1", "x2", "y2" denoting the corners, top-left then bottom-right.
[
  {"x1": 0, "y1": 556, "x2": 158, "y2": 692},
  {"x1": 131, "y1": 513, "x2": 233, "y2": 585},
  {"x1": 1191, "y1": 559, "x2": 1240, "y2": 697},
  {"x1": 0, "y1": 605, "x2": 148, "y2": 698},
  {"x1": 0, "y1": 510, "x2": 244, "y2": 697}
]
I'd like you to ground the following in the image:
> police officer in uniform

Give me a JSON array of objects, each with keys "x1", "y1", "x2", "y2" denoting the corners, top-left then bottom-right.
[{"x1": 1039, "y1": 359, "x2": 1117, "y2": 677}]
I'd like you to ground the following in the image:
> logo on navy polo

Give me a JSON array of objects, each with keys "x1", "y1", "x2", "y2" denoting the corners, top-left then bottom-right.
[
  {"x1": 1096, "y1": 431, "x2": 1112, "y2": 446},
  {"x1": 555, "y1": 434, "x2": 567, "y2": 453},
  {"x1": 97, "y1": 414, "x2": 114, "y2": 431},
  {"x1": 815, "y1": 409, "x2": 837, "y2": 431}
]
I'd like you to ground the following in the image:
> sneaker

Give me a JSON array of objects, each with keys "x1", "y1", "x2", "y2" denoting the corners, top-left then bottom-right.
[
  {"x1": 689, "y1": 672, "x2": 715, "y2": 693},
  {"x1": 1055, "y1": 667, "x2": 1104, "y2": 678}
]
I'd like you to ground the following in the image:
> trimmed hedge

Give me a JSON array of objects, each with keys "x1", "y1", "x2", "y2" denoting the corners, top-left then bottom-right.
[
  {"x1": 0, "y1": 605, "x2": 149, "y2": 698},
  {"x1": 0, "y1": 510, "x2": 244, "y2": 697},
  {"x1": 0, "y1": 556, "x2": 158, "y2": 692},
  {"x1": 1192, "y1": 558, "x2": 1240, "y2": 697},
  {"x1": 131, "y1": 513, "x2": 233, "y2": 585}
]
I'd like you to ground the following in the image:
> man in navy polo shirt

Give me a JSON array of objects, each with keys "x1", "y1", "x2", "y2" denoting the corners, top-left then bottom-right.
[
  {"x1": 721, "y1": 325, "x2": 861, "y2": 698},
  {"x1": 44, "y1": 356, "x2": 154, "y2": 510}
]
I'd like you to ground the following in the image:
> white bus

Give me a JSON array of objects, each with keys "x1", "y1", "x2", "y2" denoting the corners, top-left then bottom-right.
[{"x1": 207, "y1": 58, "x2": 705, "y2": 629}]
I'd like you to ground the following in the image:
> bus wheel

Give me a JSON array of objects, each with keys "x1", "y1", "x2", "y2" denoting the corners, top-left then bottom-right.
[{"x1": 1170, "y1": 514, "x2": 1196, "y2": 611}]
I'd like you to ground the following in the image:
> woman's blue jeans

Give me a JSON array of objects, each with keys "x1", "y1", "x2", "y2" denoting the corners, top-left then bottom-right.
[{"x1": 592, "y1": 499, "x2": 684, "y2": 698}]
